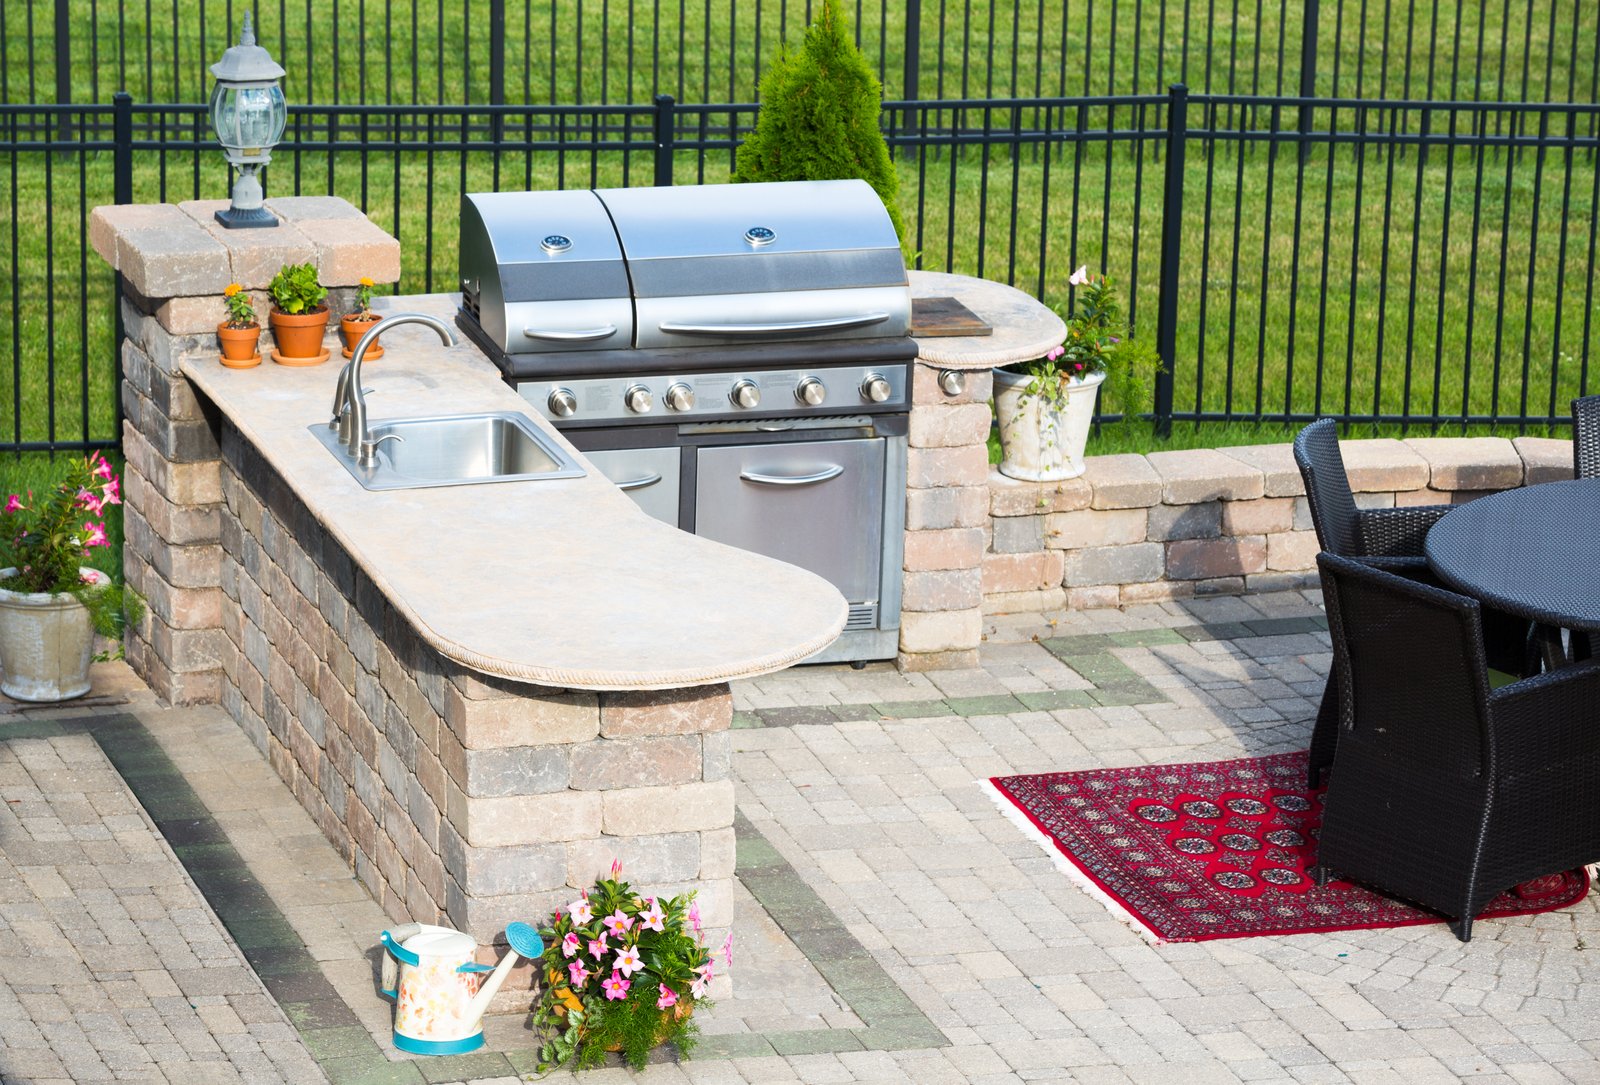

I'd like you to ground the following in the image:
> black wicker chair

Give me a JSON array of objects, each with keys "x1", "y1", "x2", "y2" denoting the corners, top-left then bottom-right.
[
  {"x1": 1294, "y1": 419, "x2": 1456, "y2": 786},
  {"x1": 1574, "y1": 395, "x2": 1600, "y2": 480},
  {"x1": 1310, "y1": 553, "x2": 1600, "y2": 942}
]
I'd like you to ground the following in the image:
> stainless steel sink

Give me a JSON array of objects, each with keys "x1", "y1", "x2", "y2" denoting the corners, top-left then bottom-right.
[{"x1": 311, "y1": 412, "x2": 586, "y2": 490}]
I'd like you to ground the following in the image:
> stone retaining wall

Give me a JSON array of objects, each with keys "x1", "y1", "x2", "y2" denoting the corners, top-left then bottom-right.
[{"x1": 981, "y1": 436, "x2": 1576, "y2": 612}]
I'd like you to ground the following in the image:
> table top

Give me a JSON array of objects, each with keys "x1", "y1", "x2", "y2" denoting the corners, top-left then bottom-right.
[
  {"x1": 908, "y1": 270, "x2": 1066, "y2": 371},
  {"x1": 1424, "y1": 478, "x2": 1600, "y2": 632}
]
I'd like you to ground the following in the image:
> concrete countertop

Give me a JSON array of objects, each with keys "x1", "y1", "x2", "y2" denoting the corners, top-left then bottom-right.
[
  {"x1": 181, "y1": 294, "x2": 847, "y2": 691},
  {"x1": 909, "y1": 270, "x2": 1067, "y2": 371}
]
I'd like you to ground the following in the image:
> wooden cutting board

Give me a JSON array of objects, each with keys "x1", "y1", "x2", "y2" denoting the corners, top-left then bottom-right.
[{"x1": 911, "y1": 295, "x2": 993, "y2": 337}]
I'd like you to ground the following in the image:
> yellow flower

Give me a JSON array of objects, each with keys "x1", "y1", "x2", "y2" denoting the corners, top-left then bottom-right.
[
  {"x1": 223, "y1": 283, "x2": 242, "y2": 297},
  {"x1": 359, "y1": 276, "x2": 374, "y2": 287}
]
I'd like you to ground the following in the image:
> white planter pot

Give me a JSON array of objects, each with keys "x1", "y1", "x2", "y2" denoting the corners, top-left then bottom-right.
[
  {"x1": 0, "y1": 567, "x2": 108, "y2": 702},
  {"x1": 994, "y1": 367, "x2": 1106, "y2": 482}
]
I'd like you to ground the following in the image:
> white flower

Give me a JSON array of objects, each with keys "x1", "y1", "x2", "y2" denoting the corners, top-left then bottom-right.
[{"x1": 1069, "y1": 265, "x2": 1090, "y2": 286}]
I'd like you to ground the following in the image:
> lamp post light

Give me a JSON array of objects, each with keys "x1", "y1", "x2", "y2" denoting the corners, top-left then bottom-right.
[{"x1": 208, "y1": 12, "x2": 287, "y2": 229}]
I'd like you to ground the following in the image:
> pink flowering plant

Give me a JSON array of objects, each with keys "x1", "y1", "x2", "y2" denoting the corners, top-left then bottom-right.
[
  {"x1": 533, "y1": 861, "x2": 721, "y2": 1071},
  {"x1": 0, "y1": 451, "x2": 142, "y2": 647}
]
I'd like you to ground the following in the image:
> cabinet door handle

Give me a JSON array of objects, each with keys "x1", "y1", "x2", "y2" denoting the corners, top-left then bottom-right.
[
  {"x1": 739, "y1": 464, "x2": 846, "y2": 486},
  {"x1": 617, "y1": 472, "x2": 664, "y2": 491},
  {"x1": 522, "y1": 324, "x2": 618, "y2": 342}
]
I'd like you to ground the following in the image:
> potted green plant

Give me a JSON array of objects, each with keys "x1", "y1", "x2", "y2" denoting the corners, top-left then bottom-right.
[
  {"x1": 0, "y1": 452, "x2": 142, "y2": 701},
  {"x1": 217, "y1": 282, "x2": 261, "y2": 367},
  {"x1": 995, "y1": 267, "x2": 1163, "y2": 481},
  {"x1": 267, "y1": 261, "x2": 330, "y2": 364},
  {"x1": 532, "y1": 861, "x2": 721, "y2": 1072},
  {"x1": 340, "y1": 275, "x2": 383, "y2": 359}
]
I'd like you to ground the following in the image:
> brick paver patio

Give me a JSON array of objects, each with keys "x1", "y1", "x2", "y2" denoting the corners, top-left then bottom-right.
[{"x1": 3, "y1": 591, "x2": 1598, "y2": 1084}]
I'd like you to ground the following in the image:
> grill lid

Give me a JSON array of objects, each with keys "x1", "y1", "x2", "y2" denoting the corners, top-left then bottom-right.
[
  {"x1": 459, "y1": 190, "x2": 629, "y2": 304},
  {"x1": 593, "y1": 179, "x2": 906, "y2": 299}
]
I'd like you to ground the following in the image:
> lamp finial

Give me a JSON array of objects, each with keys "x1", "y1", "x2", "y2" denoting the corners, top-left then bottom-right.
[{"x1": 240, "y1": 11, "x2": 256, "y2": 47}]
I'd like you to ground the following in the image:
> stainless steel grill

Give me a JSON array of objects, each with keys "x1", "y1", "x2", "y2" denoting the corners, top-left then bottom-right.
[{"x1": 456, "y1": 179, "x2": 914, "y2": 665}]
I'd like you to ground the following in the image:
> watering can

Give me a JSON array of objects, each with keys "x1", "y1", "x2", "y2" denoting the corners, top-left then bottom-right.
[{"x1": 379, "y1": 921, "x2": 545, "y2": 1055}]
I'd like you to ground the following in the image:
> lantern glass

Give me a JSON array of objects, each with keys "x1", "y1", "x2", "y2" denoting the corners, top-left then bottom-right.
[{"x1": 209, "y1": 81, "x2": 286, "y2": 157}]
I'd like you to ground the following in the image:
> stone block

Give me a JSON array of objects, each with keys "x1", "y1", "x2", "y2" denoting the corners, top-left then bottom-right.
[
  {"x1": 1341, "y1": 438, "x2": 1430, "y2": 491},
  {"x1": 1393, "y1": 487, "x2": 1448, "y2": 507},
  {"x1": 906, "y1": 445, "x2": 990, "y2": 489},
  {"x1": 445, "y1": 839, "x2": 567, "y2": 897},
  {"x1": 261, "y1": 196, "x2": 368, "y2": 223},
  {"x1": 1063, "y1": 543, "x2": 1163, "y2": 587},
  {"x1": 898, "y1": 608, "x2": 983, "y2": 653},
  {"x1": 1247, "y1": 571, "x2": 1317, "y2": 593},
  {"x1": 89, "y1": 203, "x2": 193, "y2": 266},
  {"x1": 464, "y1": 791, "x2": 602, "y2": 847},
  {"x1": 1165, "y1": 536, "x2": 1268, "y2": 580},
  {"x1": 1222, "y1": 497, "x2": 1296, "y2": 536},
  {"x1": 984, "y1": 587, "x2": 1067, "y2": 613},
  {"x1": 1195, "y1": 576, "x2": 1247, "y2": 596},
  {"x1": 1083, "y1": 454, "x2": 1162, "y2": 509},
  {"x1": 1403, "y1": 437, "x2": 1523, "y2": 491},
  {"x1": 1267, "y1": 529, "x2": 1321, "y2": 571},
  {"x1": 1119, "y1": 580, "x2": 1196, "y2": 603},
  {"x1": 566, "y1": 833, "x2": 703, "y2": 888},
  {"x1": 601, "y1": 780, "x2": 735, "y2": 836},
  {"x1": 990, "y1": 513, "x2": 1046, "y2": 553},
  {"x1": 912, "y1": 363, "x2": 992, "y2": 405},
  {"x1": 444, "y1": 688, "x2": 600, "y2": 750},
  {"x1": 903, "y1": 527, "x2": 985, "y2": 571},
  {"x1": 905, "y1": 485, "x2": 989, "y2": 530},
  {"x1": 988, "y1": 469, "x2": 1092, "y2": 516},
  {"x1": 908, "y1": 402, "x2": 994, "y2": 448},
  {"x1": 1047, "y1": 508, "x2": 1147, "y2": 550},
  {"x1": 569, "y1": 735, "x2": 704, "y2": 790},
  {"x1": 897, "y1": 647, "x2": 980, "y2": 671},
  {"x1": 122, "y1": 423, "x2": 223, "y2": 505},
  {"x1": 157, "y1": 292, "x2": 266, "y2": 336},
  {"x1": 1219, "y1": 443, "x2": 1306, "y2": 496},
  {"x1": 702, "y1": 730, "x2": 731, "y2": 782},
  {"x1": 1514, "y1": 436, "x2": 1575, "y2": 484},
  {"x1": 179, "y1": 200, "x2": 315, "y2": 289},
  {"x1": 463, "y1": 745, "x2": 570, "y2": 797},
  {"x1": 1146, "y1": 501, "x2": 1222, "y2": 541},
  {"x1": 599, "y1": 685, "x2": 731, "y2": 738},
  {"x1": 901, "y1": 569, "x2": 984, "y2": 612},
  {"x1": 296, "y1": 215, "x2": 402, "y2": 286},
  {"x1": 700, "y1": 827, "x2": 737, "y2": 880},
  {"x1": 981, "y1": 551, "x2": 1064, "y2": 594},
  {"x1": 1146, "y1": 449, "x2": 1265, "y2": 503},
  {"x1": 1066, "y1": 585, "x2": 1121, "y2": 609},
  {"x1": 114, "y1": 224, "x2": 232, "y2": 300}
]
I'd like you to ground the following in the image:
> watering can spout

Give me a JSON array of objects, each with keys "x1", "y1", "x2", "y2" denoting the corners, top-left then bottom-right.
[{"x1": 462, "y1": 921, "x2": 545, "y2": 1031}]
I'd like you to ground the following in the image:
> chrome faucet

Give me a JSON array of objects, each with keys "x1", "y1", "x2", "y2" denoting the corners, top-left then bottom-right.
[{"x1": 331, "y1": 313, "x2": 456, "y2": 465}]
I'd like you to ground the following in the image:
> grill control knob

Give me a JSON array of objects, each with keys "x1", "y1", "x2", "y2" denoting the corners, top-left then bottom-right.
[
  {"x1": 796, "y1": 377, "x2": 827, "y2": 406},
  {"x1": 938, "y1": 369, "x2": 967, "y2": 396},
  {"x1": 860, "y1": 373, "x2": 892, "y2": 403},
  {"x1": 665, "y1": 382, "x2": 696, "y2": 412},
  {"x1": 730, "y1": 380, "x2": 761, "y2": 409},
  {"x1": 547, "y1": 387, "x2": 577, "y2": 417},
  {"x1": 624, "y1": 385, "x2": 654, "y2": 414}
]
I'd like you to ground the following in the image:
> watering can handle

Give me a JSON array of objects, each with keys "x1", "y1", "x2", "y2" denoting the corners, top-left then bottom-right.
[
  {"x1": 457, "y1": 963, "x2": 496, "y2": 974},
  {"x1": 379, "y1": 927, "x2": 423, "y2": 999},
  {"x1": 381, "y1": 929, "x2": 422, "y2": 966}
]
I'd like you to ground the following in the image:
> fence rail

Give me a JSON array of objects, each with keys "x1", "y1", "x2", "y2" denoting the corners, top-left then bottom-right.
[{"x1": 3, "y1": 90, "x2": 1598, "y2": 454}]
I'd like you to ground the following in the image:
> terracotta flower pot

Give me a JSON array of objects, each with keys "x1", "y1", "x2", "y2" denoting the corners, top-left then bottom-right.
[
  {"x1": 269, "y1": 305, "x2": 331, "y2": 361},
  {"x1": 217, "y1": 321, "x2": 262, "y2": 367},
  {"x1": 341, "y1": 312, "x2": 383, "y2": 359}
]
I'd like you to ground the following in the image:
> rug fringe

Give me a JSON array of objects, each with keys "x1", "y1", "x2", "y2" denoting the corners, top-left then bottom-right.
[{"x1": 980, "y1": 779, "x2": 1166, "y2": 945}]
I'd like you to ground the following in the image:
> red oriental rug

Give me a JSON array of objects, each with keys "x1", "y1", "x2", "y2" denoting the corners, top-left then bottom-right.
[{"x1": 987, "y1": 750, "x2": 1591, "y2": 942}]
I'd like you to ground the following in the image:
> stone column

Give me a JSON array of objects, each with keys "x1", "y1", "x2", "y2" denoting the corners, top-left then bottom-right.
[
  {"x1": 89, "y1": 197, "x2": 399, "y2": 705},
  {"x1": 898, "y1": 363, "x2": 993, "y2": 671}
]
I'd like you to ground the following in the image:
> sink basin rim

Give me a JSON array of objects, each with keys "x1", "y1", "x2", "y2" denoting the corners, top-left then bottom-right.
[{"x1": 310, "y1": 410, "x2": 587, "y2": 490}]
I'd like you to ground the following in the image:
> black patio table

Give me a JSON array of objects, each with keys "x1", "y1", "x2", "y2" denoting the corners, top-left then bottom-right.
[{"x1": 1424, "y1": 479, "x2": 1600, "y2": 664}]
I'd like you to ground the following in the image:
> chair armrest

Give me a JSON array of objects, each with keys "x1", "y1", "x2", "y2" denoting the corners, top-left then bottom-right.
[
  {"x1": 1356, "y1": 504, "x2": 1453, "y2": 557},
  {"x1": 1488, "y1": 659, "x2": 1600, "y2": 778}
]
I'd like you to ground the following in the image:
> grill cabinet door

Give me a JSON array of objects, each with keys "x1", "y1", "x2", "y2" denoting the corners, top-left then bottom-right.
[
  {"x1": 694, "y1": 438, "x2": 884, "y2": 604},
  {"x1": 582, "y1": 447, "x2": 682, "y2": 527}
]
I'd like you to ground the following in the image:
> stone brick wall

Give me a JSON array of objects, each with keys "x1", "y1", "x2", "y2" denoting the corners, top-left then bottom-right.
[{"x1": 982, "y1": 436, "x2": 1575, "y2": 611}]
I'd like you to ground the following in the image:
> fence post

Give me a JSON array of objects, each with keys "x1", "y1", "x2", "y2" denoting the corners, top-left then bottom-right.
[
  {"x1": 113, "y1": 92, "x2": 133, "y2": 447},
  {"x1": 1153, "y1": 83, "x2": 1187, "y2": 438},
  {"x1": 1297, "y1": 0, "x2": 1319, "y2": 163},
  {"x1": 488, "y1": 0, "x2": 505, "y2": 144},
  {"x1": 653, "y1": 94, "x2": 675, "y2": 186},
  {"x1": 54, "y1": 0, "x2": 71, "y2": 142},
  {"x1": 902, "y1": 0, "x2": 922, "y2": 103}
]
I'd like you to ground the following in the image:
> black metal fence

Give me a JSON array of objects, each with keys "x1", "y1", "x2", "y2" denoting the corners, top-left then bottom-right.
[
  {"x1": 4, "y1": 0, "x2": 1597, "y2": 111},
  {"x1": 4, "y1": 90, "x2": 1596, "y2": 454}
]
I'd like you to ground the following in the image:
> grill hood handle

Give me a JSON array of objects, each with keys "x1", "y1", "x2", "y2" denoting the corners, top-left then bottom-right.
[
  {"x1": 522, "y1": 324, "x2": 618, "y2": 342},
  {"x1": 658, "y1": 313, "x2": 890, "y2": 337}
]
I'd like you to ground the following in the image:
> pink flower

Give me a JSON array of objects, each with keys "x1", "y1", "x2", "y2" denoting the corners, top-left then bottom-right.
[
  {"x1": 78, "y1": 489, "x2": 105, "y2": 517},
  {"x1": 3, "y1": 494, "x2": 20, "y2": 514},
  {"x1": 721, "y1": 932, "x2": 733, "y2": 967},
  {"x1": 601, "y1": 971, "x2": 630, "y2": 1001},
  {"x1": 688, "y1": 901, "x2": 702, "y2": 935},
  {"x1": 90, "y1": 452, "x2": 113, "y2": 480},
  {"x1": 102, "y1": 477, "x2": 121, "y2": 506},
  {"x1": 601, "y1": 909, "x2": 632, "y2": 937},
  {"x1": 610, "y1": 858, "x2": 623, "y2": 879},
  {"x1": 588, "y1": 935, "x2": 609, "y2": 960},
  {"x1": 639, "y1": 898, "x2": 665, "y2": 933},
  {"x1": 1046, "y1": 345, "x2": 1065, "y2": 362},
  {"x1": 1069, "y1": 264, "x2": 1090, "y2": 286},
  {"x1": 567, "y1": 961, "x2": 590, "y2": 986},
  {"x1": 613, "y1": 945, "x2": 643, "y2": 977},
  {"x1": 568, "y1": 899, "x2": 593, "y2": 925},
  {"x1": 82, "y1": 521, "x2": 108, "y2": 549},
  {"x1": 561, "y1": 932, "x2": 581, "y2": 958},
  {"x1": 694, "y1": 958, "x2": 714, "y2": 981},
  {"x1": 656, "y1": 985, "x2": 678, "y2": 1010},
  {"x1": 690, "y1": 973, "x2": 710, "y2": 999}
]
